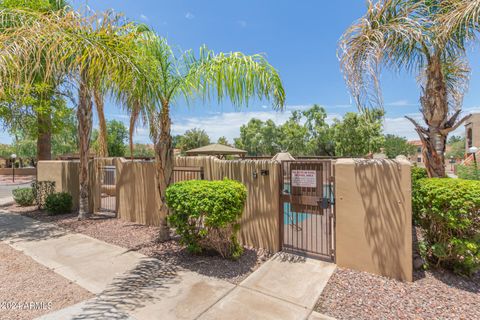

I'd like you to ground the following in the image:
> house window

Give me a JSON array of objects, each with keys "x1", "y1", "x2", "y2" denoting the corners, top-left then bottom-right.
[{"x1": 417, "y1": 157, "x2": 421, "y2": 162}]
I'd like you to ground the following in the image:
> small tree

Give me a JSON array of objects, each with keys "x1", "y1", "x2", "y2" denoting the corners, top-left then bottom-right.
[
  {"x1": 177, "y1": 128, "x2": 210, "y2": 154},
  {"x1": 383, "y1": 134, "x2": 417, "y2": 159}
]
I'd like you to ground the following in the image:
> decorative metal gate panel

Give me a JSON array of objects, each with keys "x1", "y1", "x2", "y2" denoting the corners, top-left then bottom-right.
[
  {"x1": 98, "y1": 165, "x2": 116, "y2": 214},
  {"x1": 280, "y1": 160, "x2": 335, "y2": 261}
]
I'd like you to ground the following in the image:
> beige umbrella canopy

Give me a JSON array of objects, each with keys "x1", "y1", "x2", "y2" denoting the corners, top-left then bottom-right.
[
  {"x1": 271, "y1": 152, "x2": 295, "y2": 162},
  {"x1": 186, "y1": 144, "x2": 247, "y2": 158}
]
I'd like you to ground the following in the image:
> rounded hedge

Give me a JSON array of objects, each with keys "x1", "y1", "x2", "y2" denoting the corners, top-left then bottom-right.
[
  {"x1": 413, "y1": 178, "x2": 480, "y2": 276},
  {"x1": 45, "y1": 192, "x2": 73, "y2": 215},
  {"x1": 12, "y1": 187, "x2": 35, "y2": 206},
  {"x1": 166, "y1": 179, "x2": 247, "y2": 259}
]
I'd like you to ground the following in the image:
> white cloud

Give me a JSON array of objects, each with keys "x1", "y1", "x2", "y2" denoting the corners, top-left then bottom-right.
[
  {"x1": 185, "y1": 12, "x2": 195, "y2": 20},
  {"x1": 386, "y1": 100, "x2": 418, "y2": 107},
  {"x1": 140, "y1": 14, "x2": 149, "y2": 22}
]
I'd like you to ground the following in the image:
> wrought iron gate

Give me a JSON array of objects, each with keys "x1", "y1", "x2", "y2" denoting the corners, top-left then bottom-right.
[
  {"x1": 280, "y1": 160, "x2": 335, "y2": 261},
  {"x1": 98, "y1": 165, "x2": 116, "y2": 214}
]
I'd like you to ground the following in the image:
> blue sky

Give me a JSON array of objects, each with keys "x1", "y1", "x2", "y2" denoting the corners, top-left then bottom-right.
[{"x1": 2, "y1": 0, "x2": 480, "y2": 144}]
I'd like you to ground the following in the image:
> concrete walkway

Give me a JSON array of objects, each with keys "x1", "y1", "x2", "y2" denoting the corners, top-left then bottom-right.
[{"x1": 0, "y1": 211, "x2": 336, "y2": 320}]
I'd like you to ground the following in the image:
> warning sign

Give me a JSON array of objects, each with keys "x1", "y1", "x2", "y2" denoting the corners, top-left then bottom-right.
[{"x1": 291, "y1": 170, "x2": 317, "y2": 188}]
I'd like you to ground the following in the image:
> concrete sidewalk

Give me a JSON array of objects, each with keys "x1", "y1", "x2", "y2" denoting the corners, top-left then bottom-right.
[{"x1": 0, "y1": 211, "x2": 335, "y2": 320}]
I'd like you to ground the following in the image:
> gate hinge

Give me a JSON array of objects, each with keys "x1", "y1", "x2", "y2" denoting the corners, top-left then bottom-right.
[{"x1": 330, "y1": 249, "x2": 335, "y2": 259}]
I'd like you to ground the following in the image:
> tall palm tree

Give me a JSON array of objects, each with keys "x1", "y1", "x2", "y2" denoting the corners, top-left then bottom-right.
[
  {"x1": 0, "y1": 0, "x2": 70, "y2": 161},
  {"x1": 137, "y1": 35, "x2": 285, "y2": 240},
  {"x1": 0, "y1": 7, "x2": 149, "y2": 219},
  {"x1": 339, "y1": 0, "x2": 473, "y2": 177}
]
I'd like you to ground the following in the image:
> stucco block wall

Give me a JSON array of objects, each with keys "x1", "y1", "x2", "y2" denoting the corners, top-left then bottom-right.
[
  {"x1": 37, "y1": 161, "x2": 81, "y2": 210},
  {"x1": 176, "y1": 157, "x2": 281, "y2": 252},
  {"x1": 335, "y1": 159, "x2": 413, "y2": 282},
  {"x1": 116, "y1": 159, "x2": 162, "y2": 226}
]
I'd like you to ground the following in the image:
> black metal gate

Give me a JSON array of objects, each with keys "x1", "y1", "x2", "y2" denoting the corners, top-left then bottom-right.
[
  {"x1": 98, "y1": 165, "x2": 116, "y2": 214},
  {"x1": 280, "y1": 160, "x2": 335, "y2": 261}
]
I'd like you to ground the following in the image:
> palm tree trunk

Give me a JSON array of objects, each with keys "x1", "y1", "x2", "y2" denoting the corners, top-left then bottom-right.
[
  {"x1": 94, "y1": 89, "x2": 108, "y2": 158},
  {"x1": 77, "y1": 75, "x2": 93, "y2": 219},
  {"x1": 419, "y1": 55, "x2": 449, "y2": 177},
  {"x1": 37, "y1": 110, "x2": 52, "y2": 160},
  {"x1": 153, "y1": 102, "x2": 173, "y2": 241}
]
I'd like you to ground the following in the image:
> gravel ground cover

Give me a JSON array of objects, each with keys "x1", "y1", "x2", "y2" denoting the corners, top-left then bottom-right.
[
  {"x1": 315, "y1": 267, "x2": 480, "y2": 320},
  {"x1": 0, "y1": 242, "x2": 93, "y2": 320},
  {"x1": 6, "y1": 205, "x2": 271, "y2": 284}
]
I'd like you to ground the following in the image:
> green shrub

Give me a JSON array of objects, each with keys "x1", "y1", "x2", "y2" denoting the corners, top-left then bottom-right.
[
  {"x1": 456, "y1": 164, "x2": 480, "y2": 181},
  {"x1": 412, "y1": 178, "x2": 480, "y2": 276},
  {"x1": 166, "y1": 179, "x2": 247, "y2": 259},
  {"x1": 45, "y1": 192, "x2": 73, "y2": 215},
  {"x1": 411, "y1": 166, "x2": 428, "y2": 223},
  {"x1": 32, "y1": 181, "x2": 55, "y2": 209},
  {"x1": 12, "y1": 188, "x2": 35, "y2": 206}
]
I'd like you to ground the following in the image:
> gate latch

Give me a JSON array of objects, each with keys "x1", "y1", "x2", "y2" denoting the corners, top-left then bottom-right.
[{"x1": 319, "y1": 197, "x2": 331, "y2": 209}]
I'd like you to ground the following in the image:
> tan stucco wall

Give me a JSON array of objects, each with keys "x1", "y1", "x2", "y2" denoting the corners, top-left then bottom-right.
[
  {"x1": 116, "y1": 159, "x2": 162, "y2": 226},
  {"x1": 334, "y1": 159, "x2": 412, "y2": 281},
  {"x1": 37, "y1": 161, "x2": 81, "y2": 210},
  {"x1": 465, "y1": 113, "x2": 480, "y2": 151},
  {"x1": 38, "y1": 157, "x2": 281, "y2": 252},
  {"x1": 175, "y1": 157, "x2": 281, "y2": 252}
]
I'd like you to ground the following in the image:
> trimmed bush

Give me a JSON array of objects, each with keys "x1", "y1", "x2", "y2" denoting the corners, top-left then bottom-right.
[
  {"x1": 32, "y1": 181, "x2": 56, "y2": 209},
  {"x1": 45, "y1": 192, "x2": 73, "y2": 215},
  {"x1": 166, "y1": 179, "x2": 247, "y2": 259},
  {"x1": 411, "y1": 166, "x2": 428, "y2": 224},
  {"x1": 12, "y1": 188, "x2": 35, "y2": 206},
  {"x1": 412, "y1": 178, "x2": 480, "y2": 276}
]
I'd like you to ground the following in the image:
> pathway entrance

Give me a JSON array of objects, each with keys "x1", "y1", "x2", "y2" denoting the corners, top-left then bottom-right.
[
  {"x1": 280, "y1": 160, "x2": 335, "y2": 261},
  {"x1": 0, "y1": 211, "x2": 336, "y2": 320}
]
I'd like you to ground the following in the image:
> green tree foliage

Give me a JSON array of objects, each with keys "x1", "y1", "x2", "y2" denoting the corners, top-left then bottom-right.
[
  {"x1": 235, "y1": 105, "x2": 385, "y2": 157},
  {"x1": 446, "y1": 136, "x2": 466, "y2": 160},
  {"x1": 217, "y1": 136, "x2": 230, "y2": 146},
  {"x1": 92, "y1": 120, "x2": 128, "y2": 157},
  {"x1": 176, "y1": 128, "x2": 210, "y2": 154},
  {"x1": 383, "y1": 134, "x2": 417, "y2": 159},
  {"x1": 332, "y1": 109, "x2": 385, "y2": 157},
  {"x1": 126, "y1": 143, "x2": 155, "y2": 158}
]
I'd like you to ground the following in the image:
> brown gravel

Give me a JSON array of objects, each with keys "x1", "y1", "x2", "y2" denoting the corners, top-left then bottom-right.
[
  {"x1": 0, "y1": 242, "x2": 93, "y2": 320},
  {"x1": 5, "y1": 205, "x2": 271, "y2": 284},
  {"x1": 315, "y1": 267, "x2": 480, "y2": 320}
]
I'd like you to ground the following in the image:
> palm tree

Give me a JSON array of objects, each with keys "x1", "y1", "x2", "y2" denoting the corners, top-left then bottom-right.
[
  {"x1": 0, "y1": 7, "x2": 149, "y2": 219},
  {"x1": 0, "y1": 0, "x2": 70, "y2": 161},
  {"x1": 137, "y1": 35, "x2": 285, "y2": 240},
  {"x1": 339, "y1": 0, "x2": 473, "y2": 177},
  {"x1": 93, "y1": 87, "x2": 108, "y2": 157}
]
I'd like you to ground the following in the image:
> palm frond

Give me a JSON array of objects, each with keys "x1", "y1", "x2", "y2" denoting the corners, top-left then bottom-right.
[
  {"x1": 338, "y1": 0, "x2": 427, "y2": 111},
  {"x1": 183, "y1": 46, "x2": 286, "y2": 110},
  {"x1": 436, "y1": 0, "x2": 480, "y2": 45}
]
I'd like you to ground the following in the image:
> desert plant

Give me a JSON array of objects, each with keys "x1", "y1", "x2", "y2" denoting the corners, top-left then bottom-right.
[
  {"x1": 31, "y1": 180, "x2": 55, "y2": 209},
  {"x1": 12, "y1": 187, "x2": 35, "y2": 206},
  {"x1": 166, "y1": 179, "x2": 247, "y2": 259},
  {"x1": 45, "y1": 192, "x2": 73, "y2": 215},
  {"x1": 412, "y1": 178, "x2": 480, "y2": 276}
]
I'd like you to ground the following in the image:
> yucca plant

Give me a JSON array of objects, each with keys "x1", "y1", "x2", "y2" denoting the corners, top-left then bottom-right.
[{"x1": 339, "y1": 0, "x2": 478, "y2": 177}]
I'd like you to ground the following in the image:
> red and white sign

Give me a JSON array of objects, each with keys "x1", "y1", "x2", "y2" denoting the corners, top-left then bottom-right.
[{"x1": 291, "y1": 170, "x2": 317, "y2": 188}]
